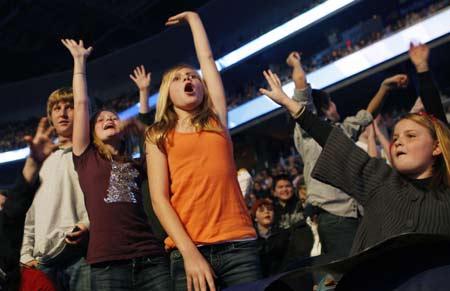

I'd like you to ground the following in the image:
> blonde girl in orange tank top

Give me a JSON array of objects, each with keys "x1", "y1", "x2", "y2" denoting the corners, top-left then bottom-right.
[{"x1": 146, "y1": 11, "x2": 261, "y2": 291}]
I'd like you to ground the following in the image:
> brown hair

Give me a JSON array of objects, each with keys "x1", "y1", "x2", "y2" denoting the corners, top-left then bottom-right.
[
  {"x1": 90, "y1": 109, "x2": 133, "y2": 162},
  {"x1": 251, "y1": 198, "x2": 274, "y2": 219}
]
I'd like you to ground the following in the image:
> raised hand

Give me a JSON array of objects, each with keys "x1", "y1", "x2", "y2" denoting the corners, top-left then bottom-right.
[
  {"x1": 286, "y1": 51, "x2": 302, "y2": 68},
  {"x1": 259, "y1": 70, "x2": 290, "y2": 105},
  {"x1": 286, "y1": 51, "x2": 307, "y2": 89},
  {"x1": 409, "y1": 42, "x2": 429, "y2": 72},
  {"x1": 260, "y1": 70, "x2": 303, "y2": 116},
  {"x1": 24, "y1": 118, "x2": 57, "y2": 164},
  {"x1": 166, "y1": 11, "x2": 197, "y2": 26},
  {"x1": 381, "y1": 74, "x2": 408, "y2": 90},
  {"x1": 130, "y1": 65, "x2": 151, "y2": 92},
  {"x1": 61, "y1": 39, "x2": 93, "y2": 60}
]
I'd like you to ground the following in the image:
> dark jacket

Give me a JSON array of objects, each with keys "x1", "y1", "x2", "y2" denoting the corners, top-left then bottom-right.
[{"x1": 0, "y1": 174, "x2": 39, "y2": 290}]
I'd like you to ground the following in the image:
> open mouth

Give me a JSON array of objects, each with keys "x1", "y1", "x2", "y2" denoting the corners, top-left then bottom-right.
[
  {"x1": 184, "y1": 82, "x2": 194, "y2": 93},
  {"x1": 396, "y1": 151, "x2": 406, "y2": 157},
  {"x1": 103, "y1": 123, "x2": 115, "y2": 130}
]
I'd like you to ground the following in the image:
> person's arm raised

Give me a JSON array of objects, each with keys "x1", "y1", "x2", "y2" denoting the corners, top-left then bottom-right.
[
  {"x1": 365, "y1": 124, "x2": 379, "y2": 158},
  {"x1": 259, "y1": 70, "x2": 302, "y2": 115},
  {"x1": 22, "y1": 117, "x2": 57, "y2": 184},
  {"x1": 166, "y1": 11, "x2": 227, "y2": 127},
  {"x1": 260, "y1": 69, "x2": 332, "y2": 147},
  {"x1": 61, "y1": 39, "x2": 93, "y2": 156},
  {"x1": 409, "y1": 42, "x2": 447, "y2": 125},
  {"x1": 130, "y1": 65, "x2": 151, "y2": 114},
  {"x1": 366, "y1": 74, "x2": 408, "y2": 118},
  {"x1": 373, "y1": 120, "x2": 392, "y2": 164},
  {"x1": 286, "y1": 51, "x2": 307, "y2": 90}
]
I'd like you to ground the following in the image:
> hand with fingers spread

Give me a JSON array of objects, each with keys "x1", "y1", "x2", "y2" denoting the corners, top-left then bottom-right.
[
  {"x1": 260, "y1": 70, "x2": 303, "y2": 116},
  {"x1": 409, "y1": 42, "x2": 429, "y2": 73},
  {"x1": 259, "y1": 70, "x2": 291, "y2": 106},
  {"x1": 184, "y1": 249, "x2": 216, "y2": 291},
  {"x1": 130, "y1": 65, "x2": 151, "y2": 92},
  {"x1": 130, "y1": 65, "x2": 151, "y2": 113},
  {"x1": 24, "y1": 117, "x2": 57, "y2": 164},
  {"x1": 61, "y1": 39, "x2": 93, "y2": 61},
  {"x1": 381, "y1": 74, "x2": 409, "y2": 90},
  {"x1": 22, "y1": 117, "x2": 57, "y2": 184},
  {"x1": 166, "y1": 11, "x2": 198, "y2": 27}
]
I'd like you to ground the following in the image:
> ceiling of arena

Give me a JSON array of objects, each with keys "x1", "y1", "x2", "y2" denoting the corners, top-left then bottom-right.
[{"x1": 0, "y1": 0, "x2": 211, "y2": 84}]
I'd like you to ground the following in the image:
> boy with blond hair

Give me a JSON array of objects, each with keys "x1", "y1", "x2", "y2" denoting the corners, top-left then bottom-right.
[{"x1": 20, "y1": 88, "x2": 90, "y2": 290}]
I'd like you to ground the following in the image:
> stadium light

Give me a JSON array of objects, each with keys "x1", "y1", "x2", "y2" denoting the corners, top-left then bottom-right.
[{"x1": 2, "y1": 5, "x2": 450, "y2": 164}]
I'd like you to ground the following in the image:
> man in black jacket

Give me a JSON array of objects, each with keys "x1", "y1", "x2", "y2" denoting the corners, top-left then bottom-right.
[{"x1": 0, "y1": 117, "x2": 57, "y2": 290}]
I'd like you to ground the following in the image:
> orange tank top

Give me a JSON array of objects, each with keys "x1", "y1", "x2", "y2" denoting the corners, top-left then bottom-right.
[{"x1": 164, "y1": 129, "x2": 256, "y2": 250}]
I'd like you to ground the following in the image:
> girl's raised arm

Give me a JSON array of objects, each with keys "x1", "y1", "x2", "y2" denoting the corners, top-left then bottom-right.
[
  {"x1": 166, "y1": 12, "x2": 227, "y2": 127},
  {"x1": 61, "y1": 39, "x2": 92, "y2": 156}
]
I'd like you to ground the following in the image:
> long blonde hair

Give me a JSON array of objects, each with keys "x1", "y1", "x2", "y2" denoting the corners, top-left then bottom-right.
[
  {"x1": 146, "y1": 65, "x2": 222, "y2": 153},
  {"x1": 398, "y1": 113, "x2": 450, "y2": 189}
]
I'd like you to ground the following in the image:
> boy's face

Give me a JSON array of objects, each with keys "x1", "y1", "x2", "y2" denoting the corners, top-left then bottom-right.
[
  {"x1": 50, "y1": 101, "x2": 74, "y2": 139},
  {"x1": 255, "y1": 204, "x2": 274, "y2": 227},
  {"x1": 274, "y1": 179, "x2": 293, "y2": 202}
]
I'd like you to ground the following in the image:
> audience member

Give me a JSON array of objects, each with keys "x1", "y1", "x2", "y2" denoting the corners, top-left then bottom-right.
[
  {"x1": 1, "y1": 117, "x2": 57, "y2": 291},
  {"x1": 20, "y1": 88, "x2": 91, "y2": 291}
]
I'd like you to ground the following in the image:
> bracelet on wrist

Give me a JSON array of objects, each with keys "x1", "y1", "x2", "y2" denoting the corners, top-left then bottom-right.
[{"x1": 291, "y1": 106, "x2": 306, "y2": 119}]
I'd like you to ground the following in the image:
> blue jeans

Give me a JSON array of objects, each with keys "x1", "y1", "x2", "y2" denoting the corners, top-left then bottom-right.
[
  {"x1": 318, "y1": 211, "x2": 360, "y2": 260},
  {"x1": 38, "y1": 256, "x2": 90, "y2": 291},
  {"x1": 90, "y1": 255, "x2": 171, "y2": 291},
  {"x1": 170, "y1": 240, "x2": 262, "y2": 290}
]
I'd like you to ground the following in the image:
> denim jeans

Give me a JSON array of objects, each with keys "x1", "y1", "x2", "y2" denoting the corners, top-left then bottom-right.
[
  {"x1": 38, "y1": 256, "x2": 90, "y2": 291},
  {"x1": 170, "y1": 240, "x2": 262, "y2": 290},
  {"x1": 318, "y1": 211, "x2": 360, "y2": 260},
  {"x1": 90, "y1": 255, "x2": 171, "y2": 291}
]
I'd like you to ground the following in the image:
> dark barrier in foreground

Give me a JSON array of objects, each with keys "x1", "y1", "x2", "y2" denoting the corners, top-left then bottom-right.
[{"x1": 225, "y1": 233, "x2": 450, "y2": 291}]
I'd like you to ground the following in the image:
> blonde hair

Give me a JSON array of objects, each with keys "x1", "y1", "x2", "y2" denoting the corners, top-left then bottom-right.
[
  {"x1": 146, "y1": 65, "x2": 222, "y2": 153},
  {"x1": 398, "y1": 113, "x2": 450, "y2": 189},
  {"x1": 46, "y1": 87, "x2": 73, "y2": 124}
]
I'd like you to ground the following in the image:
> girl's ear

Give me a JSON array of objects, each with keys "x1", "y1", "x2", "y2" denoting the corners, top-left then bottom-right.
[{"x1": 432, "y1": 142, "x2": 442, "y2": 157}]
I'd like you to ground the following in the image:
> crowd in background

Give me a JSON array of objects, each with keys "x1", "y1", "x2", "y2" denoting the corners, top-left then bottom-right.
[
  {"x1": 1, "y1": 0, "x2": 450, "y2": 289},
  {"x1": 0, "y1": 0, "x2": 448, "y2": 153},
  {"x1": 0, "y1": 0, "x2": 450, "y2": 152}
]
